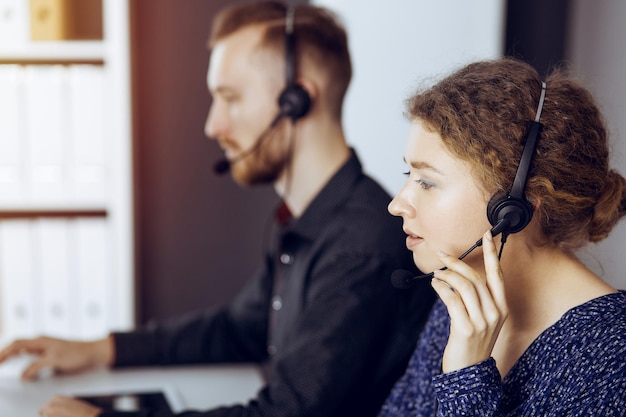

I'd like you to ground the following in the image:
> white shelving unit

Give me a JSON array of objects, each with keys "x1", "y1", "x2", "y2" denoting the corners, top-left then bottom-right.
[
  {"x1": 0, "y1": 41, "x2": 105, "y2": 61},
  {"x1": 0, "y1": 0, "x2": 134, "y2": 341}
]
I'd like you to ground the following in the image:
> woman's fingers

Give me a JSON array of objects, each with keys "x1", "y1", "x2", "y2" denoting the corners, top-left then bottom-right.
[
  {"x1": 433, "y1": 253, "x2": 484, "y2": 327},
  {"x1": 434, "y1": 248, "x2": 498, "y2": 322},
  {"x1": 432, "y1": 230, "x2": 509, "y2": 372},
  {"x1": 482, "y1": 230, "x2": 508, "y2": 317}
]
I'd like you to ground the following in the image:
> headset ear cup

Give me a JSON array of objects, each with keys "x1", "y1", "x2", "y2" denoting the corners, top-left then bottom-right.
[
  {"x1": 487, "y1": 192, "x2": 507, "y2": 227},
  {"x1": 279, "y1": 84, "x2": 311, "y2": 121},
  {"x1": 487, "y1": 192, "x2": 534, "y2": 235}
]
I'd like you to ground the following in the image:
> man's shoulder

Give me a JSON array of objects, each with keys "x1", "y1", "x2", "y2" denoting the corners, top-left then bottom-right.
[
  {"x1": 340, "y1": 170, "x2": 391, "y2": 203},
  {"x1": 342, "y1": 173, "x2": 396, "y2": 222},
  {"x1": 321, "y1": 174, "x2": 404, "y2": 247}
]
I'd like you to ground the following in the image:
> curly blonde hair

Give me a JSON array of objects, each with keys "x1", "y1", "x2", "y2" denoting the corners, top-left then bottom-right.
[{"x1": 406, "y1": 58, "x2": 626, "y2": 250}]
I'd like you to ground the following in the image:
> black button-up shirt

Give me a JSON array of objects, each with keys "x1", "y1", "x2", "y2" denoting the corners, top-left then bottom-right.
[{"x1": 110, "y1": 151, "x2": 436, "y2": 417}]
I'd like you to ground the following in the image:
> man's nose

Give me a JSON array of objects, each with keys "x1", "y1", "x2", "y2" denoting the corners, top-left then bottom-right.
[{"x1": 205, "y1": 105, "x2": 228, "y2": 139}]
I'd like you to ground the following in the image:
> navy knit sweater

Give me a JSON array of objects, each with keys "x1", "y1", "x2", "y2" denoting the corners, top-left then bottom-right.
[{"x1": 379, "y1": 291, "x2": 626, "y2": 416}]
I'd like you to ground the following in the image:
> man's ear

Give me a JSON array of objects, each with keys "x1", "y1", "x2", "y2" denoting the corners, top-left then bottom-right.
[{"x1": 297, "y1": 77, "x2": 317, "y2": 103}]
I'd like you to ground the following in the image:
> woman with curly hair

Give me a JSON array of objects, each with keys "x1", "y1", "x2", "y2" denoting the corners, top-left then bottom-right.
[{"x1": 380, "y1": 58, "x2": 626, "y2": 416}]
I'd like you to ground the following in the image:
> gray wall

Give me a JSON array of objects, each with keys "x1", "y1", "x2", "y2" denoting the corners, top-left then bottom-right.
[
  {"x1": 313, "y1": 0, "x2": 506, "y2": 195},
  {"x1": 568, "y1": 0, "x2": 626, "y2": 289}
]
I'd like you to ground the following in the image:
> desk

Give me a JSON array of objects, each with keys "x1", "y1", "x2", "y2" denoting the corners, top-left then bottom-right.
[{"x1": 0, "y1": 363, "x2": 265, "y2": 415}]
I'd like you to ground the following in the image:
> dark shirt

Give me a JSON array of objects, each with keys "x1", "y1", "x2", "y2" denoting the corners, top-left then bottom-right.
[
  {"x1": 106, "y1": 151, "x2": 436, "y2": 417},
  {"x1": 378, "y1": 292, "x2": 626, "y2": 417}
]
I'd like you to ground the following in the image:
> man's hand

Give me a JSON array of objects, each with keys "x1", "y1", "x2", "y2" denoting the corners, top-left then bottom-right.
[
  {"x1": 0, "y1": 335, "x2": 114, "y2": 380},
  {"x1": 39, "y1": 396, "x2": 102, "y2": 417}
]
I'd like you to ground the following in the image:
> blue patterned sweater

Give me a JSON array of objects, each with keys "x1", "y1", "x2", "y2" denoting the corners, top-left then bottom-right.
[{"x1": 378, "y1": 291, "x2": 626, "y2": 416}]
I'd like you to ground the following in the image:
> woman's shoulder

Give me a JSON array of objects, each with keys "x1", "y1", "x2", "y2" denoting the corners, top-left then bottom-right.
[
  {"x1": 565, "y1": 291, "x2": 626, "y2": 326},
  {"x1": 511, "y1": 292, "x2": 626, "y2": 409},
  {"x1": 551, "y1": 291, "x2": 626, "y2": 361}
]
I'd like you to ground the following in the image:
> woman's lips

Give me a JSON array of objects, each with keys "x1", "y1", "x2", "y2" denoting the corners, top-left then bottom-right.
[{"x1": 405, "y1": 234, "x2": 423, "y2": 250}]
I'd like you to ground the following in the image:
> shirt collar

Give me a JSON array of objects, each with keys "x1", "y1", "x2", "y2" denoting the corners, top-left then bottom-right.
[
  {"x1": 275, "y1": 201, "x2": 293, "y2": 226},
  {"x1": 277, "y1": 149, "x2": 363, "y2": 240}
]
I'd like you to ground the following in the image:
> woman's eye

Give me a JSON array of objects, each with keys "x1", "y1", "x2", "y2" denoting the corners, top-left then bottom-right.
[
  {"x1": 415, "y1": 178, "x2": 434, "y2": 190},
  {"x1": 403, "y1": 171, "x2": 434, "y2": 190}
]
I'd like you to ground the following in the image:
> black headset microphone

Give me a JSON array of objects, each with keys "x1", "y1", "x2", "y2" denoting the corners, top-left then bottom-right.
[
  {"x1": 213, "y1": 6, "x2": 311, "y2": 176},
  {"x1": 392, "y1": 81, "x2": 547, "y2": 290}
]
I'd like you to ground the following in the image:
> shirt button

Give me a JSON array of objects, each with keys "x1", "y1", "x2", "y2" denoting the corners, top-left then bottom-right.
[
  {"x1": 280, "y1": 253, "x2": 293, "y2": 265},
  {"x1": 272, "y1": 295, "x2": 283, "y2": 311},
  {"x1": 267, "y1": 345, "x2": 277, "y2": 356}
]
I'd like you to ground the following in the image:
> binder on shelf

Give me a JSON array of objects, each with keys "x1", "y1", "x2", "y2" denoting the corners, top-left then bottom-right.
[
  {"x1": 24, "y1": 64, "x2": 68, "y2": 202},
  {"x1": 29, "y1": 0, "x2": 103, "y2": 41},
  {"x1": 29, "y1": 0, "x2": 69, "y2": 41},
  {"x1": 0, "y1": 65, "x2": 24, "y2": 202},
  {"x1": 68, "y1": 65, "x2": 108, "y2": 203},
  {"x1": 75, "y1": 217, "x2": 110, "y2": 339},
  {"x1": 0, "y1": 0, "x2": 29, "y2": 47},
  {"x1": 0, "y1": 220, "x2": 40, "y2": 340},
  {"x1": 38, "y1": 218, "x2": 75, "y2": 338}
]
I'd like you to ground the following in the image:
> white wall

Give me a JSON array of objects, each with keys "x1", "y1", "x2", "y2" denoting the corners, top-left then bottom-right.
[
  {"x1": 568, "y1": 0, "x2": 626, "y2": 289},
  {"x1": 312, "y1": 0, "x2": 506, "y2": 194}
]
